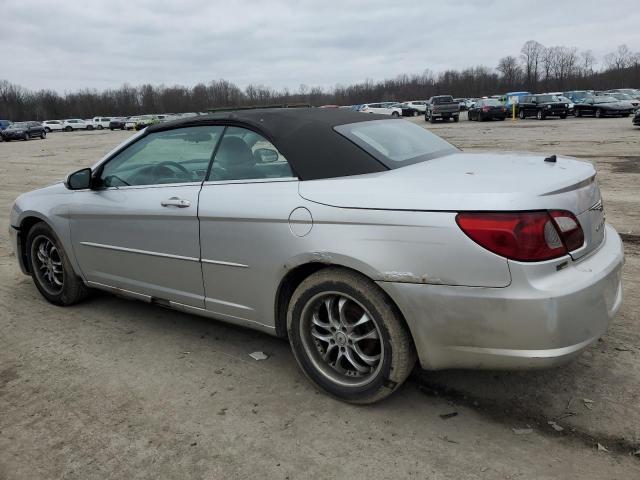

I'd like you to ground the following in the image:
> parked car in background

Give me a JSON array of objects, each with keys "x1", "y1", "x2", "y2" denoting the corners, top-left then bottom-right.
[
  {"x1": 89, "y1": 117, "x2": 112, "y2": 130},
  {"x1": 556, "y1": 95, "x2": 574, "y2": 114},
  {"x1": 1, "y1": 121, "x2": 46, "y2": 141},
  {"x1": 503, "y1": 91, "x2": 531, "y2": 115},
  {"x1": 467, "y1": 98, "x2": 507, "y2": 121},
  {"x1": 425, "y1": 95, "x2": 460, "y2": 123},
  {"x1": 42, "y1": 120, "x2": 64, "y2": 132},
  {"x1": 573, "y1": 96, "x2": 634, "y2": 118},
  {"x1": 563, "y1": 90, "x2": 594, "y2": 105},
  {"x1": 454, "y1": 98, "x2": 468, "y2": 111},
  {"x1": 518, "y1": 94, "x2": 569, "y2": 120},
  {"x1": 133, "y1": 115, "x2": 162, "y2": 130},
  {"x1": 9, "y1": 108, "x2": 624, "y2": 404},
  {"x1": 360, "y1": 103, "x2": 402, "y2": 117},
  {"x1": 634, "y1": 109, "x2": 640, "y2": 127},
  {"x1": 403, "y1": 101, "x2": 427, "y2": 113},
  {"x1": 606, "y1": 88, "x2": 640, "y2": 100},
  {"x1": 125, "y1": 116, "x2": 142, "y2": 130},
  {"x1": 602, "y1": 92, "x2": 640, "y2": 111},
  {"x1": 62, "y1": 119, "x2": 89, "y2": 131},
  {"x1": 394, "y1": 103, "x2": 422, "y2": 117},
  {"x1": 109, "y1": 117, "x2": 128, "y2": 130},
  {"x1": 0, "y1": 119, "x2": 12, "y2": 131}
]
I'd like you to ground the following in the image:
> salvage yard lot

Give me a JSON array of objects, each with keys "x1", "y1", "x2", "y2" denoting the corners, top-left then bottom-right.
[{"x1": 1, "y1": 117, "x2": 639, "y2": 479}]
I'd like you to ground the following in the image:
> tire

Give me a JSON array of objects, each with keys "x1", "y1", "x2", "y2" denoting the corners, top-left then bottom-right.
[
  {"x1": 287, "y1": 267, "x2": 416, "y2": 404},
  {"x1": 560, "y1": 114, "x2": 567, "y2": 119},
  {"x1": 97, "y1": 125, "x2": 103, "y2": 130},
  {"x1": 40, "y1": 131, "x2": 46, "y2": 139},
  {"x1": 429, "y1": 114, "x2": 435, "y2": 124},
  {"x1": 391, "y1": 111, "x2": 400, "y2": 118},
  {"x1": 536, "y1": 109, "x2": 545, "y2": 120},
  {"x1": 622, "y1": 113, "x2": 630, "y2": 118},
  {"x1": 24, "y1": 133, "x2": 29, "y2": 141},
  {"x1": 574, "y1": 108, "x2": 581, "y2": 117},
  {"x1": 595, "y1": 109, "x2": 602, "y2": 118},
  {"x1": 26, "y1": 222, "x2": 89, "y2": 306},
  {"x1": 64, "y1": 126, "x2": 72, "y2": 132},
  {"x1": 519, "y1": 109, "x2": 526, "y2": 120},
  {"x1": 412, "y1": 111, "x2": 419, "y2": 117},
  {"x1": 499, "y1": 117, "x2": 505, "y2": 121},
  {"x1": 44, "y1": 127, "x2": 51, "y2": 133},
  {"x1": 453, "y1": 115, "x2": 459, "y2": 122}
]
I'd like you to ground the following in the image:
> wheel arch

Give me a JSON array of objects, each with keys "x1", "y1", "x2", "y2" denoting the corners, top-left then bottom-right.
[
  {"x1": 273, "y1": 261, "x2": 415, "y2": 352},
  {"x1": 17, "y1": 215, "x2": 51, "y2": 274}
]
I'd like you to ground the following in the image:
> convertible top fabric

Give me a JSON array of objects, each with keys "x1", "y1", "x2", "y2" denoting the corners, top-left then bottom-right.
[{"x1": 147, "y1": 108, "x2": 390, "y2": 180}]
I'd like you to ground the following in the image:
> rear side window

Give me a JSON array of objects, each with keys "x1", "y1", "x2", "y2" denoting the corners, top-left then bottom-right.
[{"x1": 335, "y1": 119, "x2": 458, "y2": 168}]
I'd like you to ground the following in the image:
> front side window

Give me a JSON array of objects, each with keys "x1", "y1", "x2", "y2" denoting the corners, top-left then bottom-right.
[
  {"x1": 101, "y1": 126, "x2": 224, "y2": 187},
  {"x1": 207, "y1": 126, "x2": 294, "y2": 181},
  {"x1": 335, "y1": 119, "x2": 458, "y2": 168}
]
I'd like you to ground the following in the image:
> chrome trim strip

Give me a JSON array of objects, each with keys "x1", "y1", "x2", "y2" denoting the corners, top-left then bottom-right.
[
  {"x1": 80, "y1": 241, "x2": 200, "y2": 262},
  {"x1": 201, "y1": 258, "x2": 249, "y2": 268},
  {"x1": 202, "y1": 178, "x2": 298, "y2": 186}
]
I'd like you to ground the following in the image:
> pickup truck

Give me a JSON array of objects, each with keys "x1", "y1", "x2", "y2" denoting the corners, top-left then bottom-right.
[{"x1": 425, "y1": 95, "x2": 460, "y2": 123}]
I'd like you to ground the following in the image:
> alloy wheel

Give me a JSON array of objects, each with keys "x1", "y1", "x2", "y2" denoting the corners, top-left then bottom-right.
[
  {"x1": 32, "y1": 235, "x2": 64, "y2": 295},
  {"x1": 300, "y1": 292, "x2": 384, "y2": 387}
]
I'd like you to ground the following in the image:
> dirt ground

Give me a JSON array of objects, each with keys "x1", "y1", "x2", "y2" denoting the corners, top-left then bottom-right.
[{"x1": 0, "y1": 116, "x2": 639, "y2": 479}]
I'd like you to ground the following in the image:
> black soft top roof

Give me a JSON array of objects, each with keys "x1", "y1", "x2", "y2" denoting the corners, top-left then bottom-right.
[{"x1": 147, "y1": 108, "x2": 390, "y2": 180}]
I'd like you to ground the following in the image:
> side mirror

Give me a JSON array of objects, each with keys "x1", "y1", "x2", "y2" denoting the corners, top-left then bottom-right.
[
  {"x1": 254, "y1": 148, "x2": 279, "y2": 163},
  {"x1": 65, "y1": 168, "x2": 92, "y2": 190}
]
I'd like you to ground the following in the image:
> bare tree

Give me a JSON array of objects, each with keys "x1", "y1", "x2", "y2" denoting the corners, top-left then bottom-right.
[
  {"x1": 520, "y1": 40, "x2": 544, "y2": 90},
  {"x1": 497, "y1": 56, "x2": 523, "y2": 89}
]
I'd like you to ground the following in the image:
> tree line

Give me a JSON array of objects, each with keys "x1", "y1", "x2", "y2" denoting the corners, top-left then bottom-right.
[{"x1": 1, "y1": 41, "x2": 639, "y2": 121}]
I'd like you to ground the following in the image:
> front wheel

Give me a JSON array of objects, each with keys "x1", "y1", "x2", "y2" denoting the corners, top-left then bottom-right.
[
  {"x1": 97, "y1": 125, "x2": 103, "y2": 130},
  {"x1": 537, "y1": 110, "x2": 545, "y2": 120},
  {"x1": 519, "y1": 109, "x2": 526, "y2": 119},
  {"x1": 412, "y1": 110, "x2": 419, "y2": 117},
  {"x1": 574, "y1": 108, "x2": 581, "y2": 117},
  {"x1": 287, "y1": 268, "x2": 416, "y2": 404},
  {"x1": 64, "y1": 126, "x2": 72, "y2": 132},
  {"x1": 453, "y1": 115, "x2": 459, "y2": 122},
  {"x1": 26, "y1": 222, "x2": 89, "y2": 306},
  {"x1": 595, "y1": 109, "x2": 603, "y2": 118},
  {"x1": 44, "y1": 127, "x2": 51, "y2": 133},
  {"x1": 23, "y1": 133, "x2": 29, "y2": 141},
  {"x1": 40, "y1": 131, "x2": 46, "y2": 139},
  {"x1": 391, "y1": 111, "x2": 400, "y2": 118}
]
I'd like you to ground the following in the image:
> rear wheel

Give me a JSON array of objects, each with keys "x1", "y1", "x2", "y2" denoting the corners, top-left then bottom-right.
[
  {"x1": 453, "y1": 115, "x2": 459, "y2": 122},
  {"x1": 64, "y1": 126, "x2": 72, "y2": 132},
  {"x1": 44, "y1": 127, "x2": 51, "y2": 133},
  {"x1": 391, "y1": 111, "x2": 400, "y2": 118},
  {"x1": 26, "y1": 222, "x2": 89, "y2": 306},
  {"x1": 536, "y1": 109, "x2": 545, "y2": 120},
  {"x1": 574, "y1": 108, "x2": 581, "y2": 117},
  {"x1": 595, "y1": 108, "x2": 603, "y2": 118},
  {"x1": 287, "y1": 268, "x2": 415, "y2": 404},
  {"x1": 97, "y1": 125, "x2": 103, "y2": 130},
  {"x1": 560, "y1": 114, "x2": 567, "y2": 119},
  {"x1": 412, "y1": 110, "x2": 419, "y2": 117},
  {"x1": 519, "y1": 109, "x2": 526, "y2": 119},
  {"x1": 23, "y1": 133, "x2": 29, "y2": 141}
]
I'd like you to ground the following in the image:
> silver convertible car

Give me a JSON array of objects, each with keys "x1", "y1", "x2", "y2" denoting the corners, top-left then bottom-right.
[{"x1": 10, "y1": 108, "x2": 624, "y2": 403}]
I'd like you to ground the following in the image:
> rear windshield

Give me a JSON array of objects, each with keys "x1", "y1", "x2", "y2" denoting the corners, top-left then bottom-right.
[
  {"x1": 432, "y1": 96, "x2": 454, "y2": 104},
  {"x1": 482, "y1": 99, "x2": 502, "y2": 106},
  {"x1": 334, "y1": 119, "x2": 458, "y2": 168}
]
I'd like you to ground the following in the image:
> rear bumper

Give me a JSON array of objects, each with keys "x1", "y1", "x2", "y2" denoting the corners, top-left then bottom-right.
[{"x1": 379, "y1": 224, "x2": 624, "y2": 370}]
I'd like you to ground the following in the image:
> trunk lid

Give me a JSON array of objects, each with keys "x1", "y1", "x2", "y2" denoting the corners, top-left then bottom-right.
[{"x1": 299, "y1": 152, "x2": 604, "y2": 260}]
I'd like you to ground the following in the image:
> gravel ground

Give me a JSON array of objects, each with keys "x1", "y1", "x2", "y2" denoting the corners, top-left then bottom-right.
[{"x1": 1, "y1": 117, "x2": 639, "y2": 479}]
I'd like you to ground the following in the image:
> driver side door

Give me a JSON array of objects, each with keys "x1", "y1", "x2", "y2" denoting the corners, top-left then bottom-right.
[{"x1": 69, "y1": 125, "x2": 224, "y2": 308}]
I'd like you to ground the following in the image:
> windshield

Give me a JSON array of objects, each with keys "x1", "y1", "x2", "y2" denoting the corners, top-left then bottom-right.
[
  {"x1": 536, "y1": 95, "x2": 559, "y2": 102},
  {"x1": 594, "y1": 96, "x2": 618, "y2": 103},
  {"x1": 482, "y1": 99, "x2": 502, "y2": 106},
  {"x1": 611, "y1": 93, "x2": 631, "y2": 100},
  {"x1": 432, "y1": 96, "x2": 454, "y2": 104},
  {"x1": 10, "y1": 122, "x2": 29, "y2": 128},
  {"x1": 334, "y1": 119, "x2": 458, "y2": 168}
]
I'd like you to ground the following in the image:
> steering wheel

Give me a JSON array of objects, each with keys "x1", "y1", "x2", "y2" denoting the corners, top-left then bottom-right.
[{"x1": 153, "y1": 161, "x2": 191, "y2": 181}]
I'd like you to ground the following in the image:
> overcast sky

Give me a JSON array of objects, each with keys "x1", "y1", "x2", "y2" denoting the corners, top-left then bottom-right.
[{"x1": 1, "y1": 0, "x2": 639, "y2": 93}]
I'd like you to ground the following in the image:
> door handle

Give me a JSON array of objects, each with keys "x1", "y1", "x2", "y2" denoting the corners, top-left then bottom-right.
[{"x1": 161, "y1": 197, "x2": 191, "y2": 208}]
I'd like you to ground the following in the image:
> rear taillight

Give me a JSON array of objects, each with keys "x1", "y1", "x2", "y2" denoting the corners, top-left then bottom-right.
[
  {"x1": 456, "y1": 211, "x2": 584, "y2": 262},
  {"x1": 482, "y1": 106, "x2": 490, "y2": 112}
]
